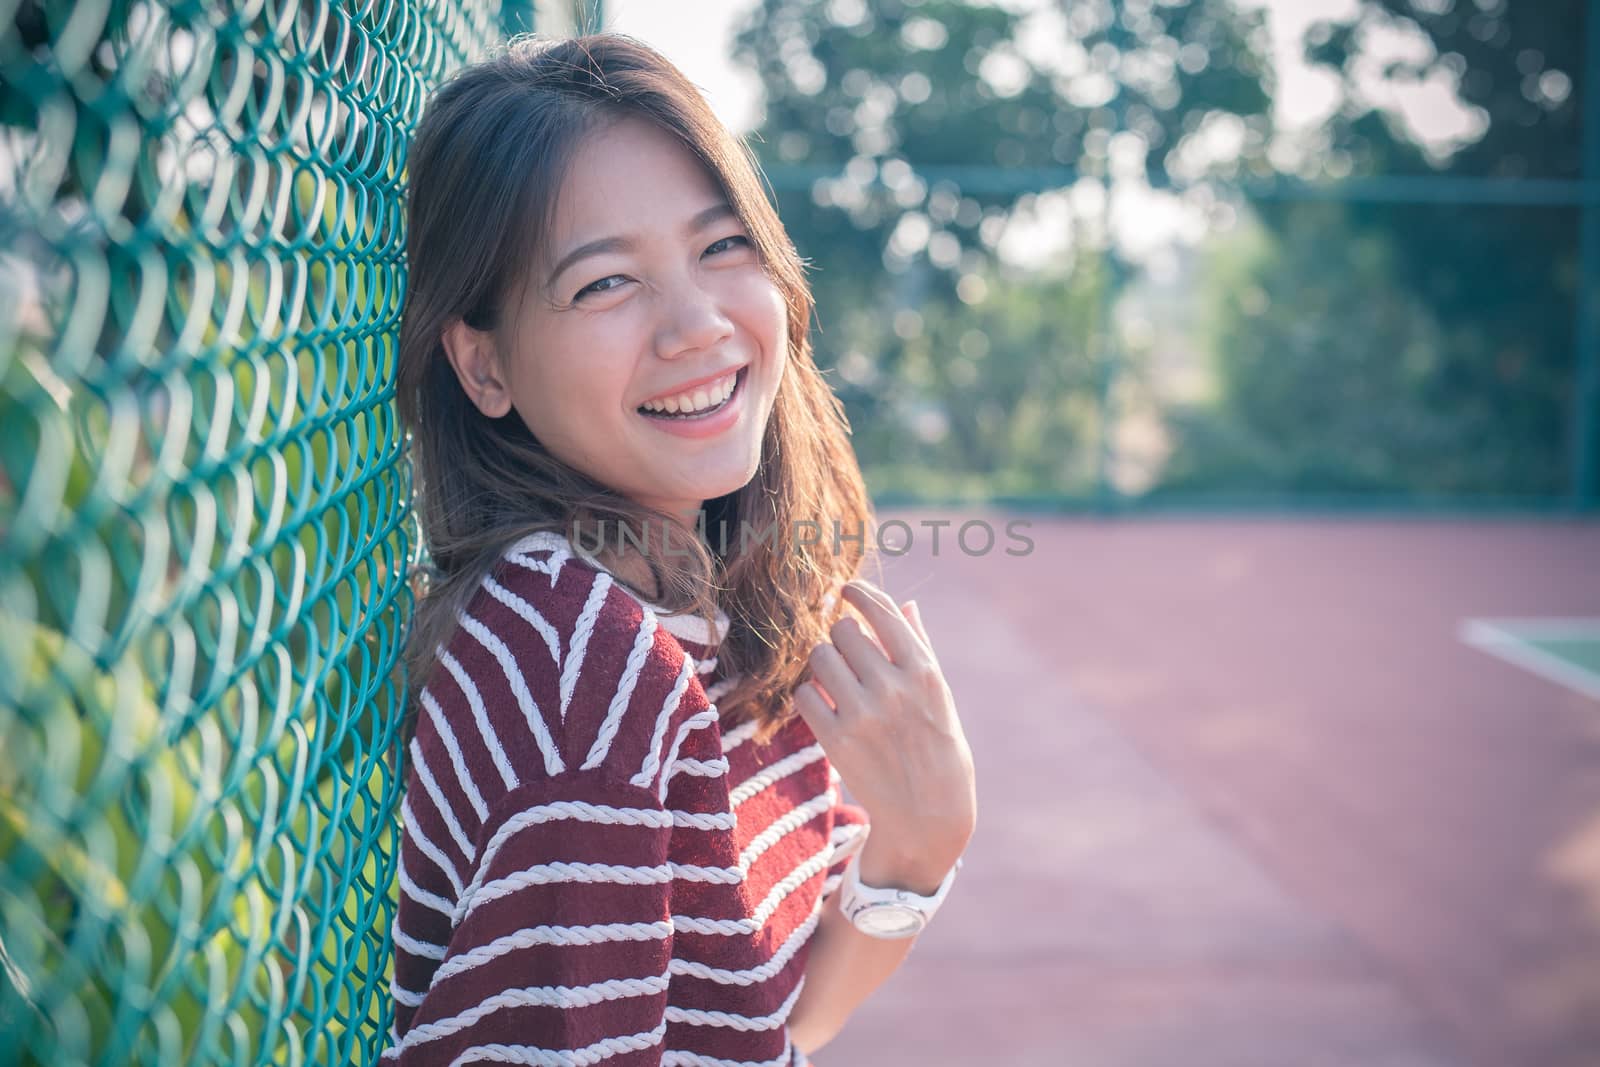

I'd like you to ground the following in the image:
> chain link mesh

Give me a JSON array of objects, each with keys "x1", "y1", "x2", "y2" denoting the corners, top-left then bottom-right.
[{"x1": 0, "y1": 1, "x2": 508, "y2": 1062}]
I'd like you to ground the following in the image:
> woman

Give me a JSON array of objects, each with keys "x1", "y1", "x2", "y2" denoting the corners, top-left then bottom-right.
[{"x1": 384, "y1": 33, "x2": 977, "y2": 1066}]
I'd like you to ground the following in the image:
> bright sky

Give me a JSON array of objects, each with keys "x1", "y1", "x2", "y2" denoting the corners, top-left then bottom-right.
[
  {"x1": 601, "y1": 0, "x2": 767, "y2": 133},
  {"x1": 594, "y1": 0, "x2": 1494, "y2": 273},
  {"x1": 600, "y1": 0, "x2": 1483, "y2": 148}
]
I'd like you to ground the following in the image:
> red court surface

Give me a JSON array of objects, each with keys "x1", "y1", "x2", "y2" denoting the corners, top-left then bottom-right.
[{"x1": 818, "y1": 513, "x2": 1600, "y2": 1067}]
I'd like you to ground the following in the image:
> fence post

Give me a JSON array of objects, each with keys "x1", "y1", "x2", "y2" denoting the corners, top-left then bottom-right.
[
  {"x1": 572, "y1": 0, "x2": 605, "y2": 34},
  {"x1": 501, "y1": 0, "x2": 536, "y2": 38},
  {"x1": 1574, "y1": 0, "x2": 1600, "y2": 511}
]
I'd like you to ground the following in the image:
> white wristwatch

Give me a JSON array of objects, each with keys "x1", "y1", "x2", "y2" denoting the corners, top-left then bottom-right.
[{"x1": 836, "y1": 848, "x2": 963, "y2": 939}]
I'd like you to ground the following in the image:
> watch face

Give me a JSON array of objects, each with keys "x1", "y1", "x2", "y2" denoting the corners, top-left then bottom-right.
[{"x1": 856, "y1": 904, "x2": 925, "y2": 937}]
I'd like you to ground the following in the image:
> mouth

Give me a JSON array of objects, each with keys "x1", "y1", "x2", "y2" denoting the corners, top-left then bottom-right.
[{"x1": 636, "y1": 366, "x2": 747, "y2": 422}]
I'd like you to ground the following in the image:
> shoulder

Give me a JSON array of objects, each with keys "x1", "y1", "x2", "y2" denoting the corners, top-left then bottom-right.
[
  {"x1": 484, "y1": 528, "x2": 726, "y2": 654},
  {"x1": 414, "y1": 529, "x2": 725, "y2": 812}
]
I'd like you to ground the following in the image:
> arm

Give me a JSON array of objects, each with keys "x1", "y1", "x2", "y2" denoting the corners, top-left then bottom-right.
[
  {"x1": 390, "y1": 772, "x2": 676, "y2": 1066},
  {"x1": 787, "y1": 583, "x2": 978, "y2": 1057},
  {"x1": 787, "y1": 834, "x2": 952, "y2": 1057}
]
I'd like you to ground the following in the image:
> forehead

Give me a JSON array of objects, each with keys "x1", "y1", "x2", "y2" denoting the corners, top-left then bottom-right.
[{"x1": 550, "y1": 115, "x2": 725, "y2": 239}]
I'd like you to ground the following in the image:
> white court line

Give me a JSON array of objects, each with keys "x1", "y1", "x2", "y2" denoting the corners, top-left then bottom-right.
[{"x1": 1459, "y1": 618, "x2": 1600, "y2": 702}]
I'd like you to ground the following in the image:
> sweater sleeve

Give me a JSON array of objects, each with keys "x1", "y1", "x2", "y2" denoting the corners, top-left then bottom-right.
[
  {"x1": 821, "y1": 789, "x2": 872, "y2": 902},
  {"x1": 389, "y1": 770, "x2": 676, "y2": 1067}
]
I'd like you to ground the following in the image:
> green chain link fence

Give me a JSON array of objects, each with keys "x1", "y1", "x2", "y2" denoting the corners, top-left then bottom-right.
[
  {"x1": 5, "y1": 0, "x2": 1591, "y2": 1061},
  {"x1": 0, "y1": 1, "x2": 513, "y2": 1063}
]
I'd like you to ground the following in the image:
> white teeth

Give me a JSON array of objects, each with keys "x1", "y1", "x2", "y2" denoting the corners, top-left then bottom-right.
[{"x1": 641, "y1": 370, "x2": 738, "y2": 415}]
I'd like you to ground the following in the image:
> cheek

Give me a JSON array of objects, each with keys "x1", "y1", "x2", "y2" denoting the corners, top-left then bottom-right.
[
  {"x1": 743, "y1": 276, "x2": 789, "y2": 359},
  {"x1": 752, "y1": 283, "x2": 789, "y2": 404},
  {"x1": 520, "y1": 325, "x2": 635, "y2": 418}
]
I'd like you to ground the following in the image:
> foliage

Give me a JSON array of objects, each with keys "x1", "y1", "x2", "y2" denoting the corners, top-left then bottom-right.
[
  {"x1": 733, "y1": 0, "x2": 1585, "y2": 504},
  {"x1": 732, "y1": 0, "x2": 1276, "y2": 499},
  {"x1": 1162, "y1": 0, "x2": 1581, "y2": 499},
  {"x1": 0, "y1": 0, "x2": 497, "y2": 1063}
]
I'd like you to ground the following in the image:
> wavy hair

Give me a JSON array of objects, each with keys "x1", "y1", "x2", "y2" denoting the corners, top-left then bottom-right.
[{"x1": 396, "y1": 33, "x2": 877, "y2": 749}]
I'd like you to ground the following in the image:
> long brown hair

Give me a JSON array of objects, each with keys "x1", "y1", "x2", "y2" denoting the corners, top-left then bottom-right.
[{"x1": 396, "y1": 33, "x2": 877, "y2": 749}]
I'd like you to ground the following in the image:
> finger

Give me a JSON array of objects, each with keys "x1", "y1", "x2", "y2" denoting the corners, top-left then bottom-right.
[
  {"x1": 829, "y1": 615, "x2": 893, "y2": 692},
  {"x1": 844, "y1": 601, "x2": 890, "y2": 658},
  {"x1": 800, "y1": 669, "x2": 836, "y2": 709},
  {"x1": 790, "y1": 675, "x2": 832, "y2": 716},
  {"x1": 902, "y1": 600, "x2": 942, "y2": 671},
  {"x1": 792, "y1": 680, "x2": 838, "y2": 741},
  {"x1": 840, "y1": 580, "x2": 924, "y2": 668},
  {"x1": 807, "y1": 641, "x2": 868, "y2": 716},
  {"x1": 900, "y1": 599, "x2": 928, "y2": 644}
]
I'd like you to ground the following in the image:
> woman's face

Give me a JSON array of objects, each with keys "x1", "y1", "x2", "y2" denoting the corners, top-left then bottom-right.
[{"x1": 444, "y1": 114, "x2": 788, "y2": 529}]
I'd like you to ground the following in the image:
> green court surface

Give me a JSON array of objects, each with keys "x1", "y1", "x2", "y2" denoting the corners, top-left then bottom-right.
[{"x1": 1459, "y1": 618, "x2": 1600, "y2": 701}]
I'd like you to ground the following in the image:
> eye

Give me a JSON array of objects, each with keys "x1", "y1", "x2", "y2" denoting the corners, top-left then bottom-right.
[
  {"x1": 570, "y1": 236, "x2": 751, "y2": 304},
  {"x1": 573, "y1": 274, "x2": 629, "y2": 302},
  {"x1": 705, "y1": 234, "x2": 752, "y2": 256}
]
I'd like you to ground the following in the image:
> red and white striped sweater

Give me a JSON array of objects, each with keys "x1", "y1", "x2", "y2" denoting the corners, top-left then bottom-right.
[{"x1": 382, "y1": 529, "x2": 872, "y2": 1066}]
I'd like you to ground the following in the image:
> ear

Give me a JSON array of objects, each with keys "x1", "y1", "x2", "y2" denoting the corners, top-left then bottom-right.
[{"x1": 441, "y1": 316, "x2": 513, "y2": 419}]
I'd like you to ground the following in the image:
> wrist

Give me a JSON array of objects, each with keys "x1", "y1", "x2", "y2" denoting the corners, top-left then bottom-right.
[{"x1": 855, "y1": 835, "x2": 958, "y2": 896}]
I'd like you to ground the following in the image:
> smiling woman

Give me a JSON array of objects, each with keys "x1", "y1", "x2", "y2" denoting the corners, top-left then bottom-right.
[
  {"x1": 438, "y1": 114, "x2": 786, "y2": 529},
  {"x1": 387, "y1": 32, "x2": 976, "y2": 1067}
]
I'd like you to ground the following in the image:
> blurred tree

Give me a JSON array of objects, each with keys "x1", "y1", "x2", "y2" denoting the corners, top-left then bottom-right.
[
  {"x1": 837, "y1": 254, "x2": 1109, "y2": 499},
  {"x1": 1160, "y1": 205, "x2": 1549, "y2": 495},
  {"x1": 1162, "y1": 0, "x2": 1580, "y2": 499},
  {"x1": 731, "y1": 0, "x2": 1276, "y2": 497},
  {"x1": 1306, "y1": 0, "x2": 1580, "y2": 181}
]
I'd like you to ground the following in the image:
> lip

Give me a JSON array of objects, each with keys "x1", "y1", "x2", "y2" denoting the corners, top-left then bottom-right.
[
  {"x1": 639, "y1": 365, "x2": 746, "y2": 408},
  {"x1": 637, "y1": 365, "x2": 748, "y2": 439}
]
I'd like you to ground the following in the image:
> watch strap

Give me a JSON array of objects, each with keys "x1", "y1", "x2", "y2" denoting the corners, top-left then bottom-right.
[{"x1": 837, "y1": 848, "x2": 962, "y2": 938}]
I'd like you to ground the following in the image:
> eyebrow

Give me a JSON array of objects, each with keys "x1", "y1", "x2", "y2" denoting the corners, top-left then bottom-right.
[{"x1": 545, "y1": 202, "x2": 741, "y2": 292}]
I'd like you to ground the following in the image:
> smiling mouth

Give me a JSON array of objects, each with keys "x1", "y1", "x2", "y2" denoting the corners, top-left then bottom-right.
[{"x1": 636, "y1": 366, "x2": 746, "y2": 421}]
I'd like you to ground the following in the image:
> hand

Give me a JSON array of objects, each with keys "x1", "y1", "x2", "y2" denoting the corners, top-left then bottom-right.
[{"x1": 794, "y1": 579, "x2": 977, "y2": 892}]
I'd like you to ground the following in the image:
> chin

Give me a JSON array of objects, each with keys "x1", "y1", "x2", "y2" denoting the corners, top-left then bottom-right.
[{"x1": 702, "y1": 460, "x2": 763, "y2": 502}]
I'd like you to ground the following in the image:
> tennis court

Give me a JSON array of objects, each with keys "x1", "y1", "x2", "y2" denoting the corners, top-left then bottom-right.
[
  {"x1": 1462, "y1": 619, "x2": 1600, "y2": 703},
  {"x1": 824, "y1": 513, "x2": 1600, "y2": 1067}
]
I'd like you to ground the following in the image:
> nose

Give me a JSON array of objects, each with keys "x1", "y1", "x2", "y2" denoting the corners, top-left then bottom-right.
[{"x1": 654, "y1": 276, "x2": 735, "y2": 360}]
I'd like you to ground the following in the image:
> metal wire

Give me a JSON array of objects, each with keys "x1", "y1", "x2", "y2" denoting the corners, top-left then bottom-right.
[{"x1": 0, "y1": 1, "x2": 505, "y2": 1063}]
